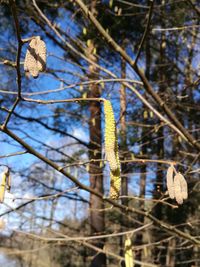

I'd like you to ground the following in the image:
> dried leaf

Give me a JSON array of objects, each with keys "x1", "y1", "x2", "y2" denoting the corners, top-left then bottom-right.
[
  {"x1": 178, "y1": 172, "x2": 188, "y2": 200},
  {"x1": 174, "y1": 174, "x2": 183, "y2": 205},
  {"x1": 118, "y1": 8, "x2": 122, "y2": 16},
  {"x1": 24, "y1": 36, "x2": 46, "y2": 78},
  {"x1": 166, "y1": 165, "x2": 175, "y2": 199},
  {"x1": 36, "y1": 37, "x2": 46, "y2": 72}
]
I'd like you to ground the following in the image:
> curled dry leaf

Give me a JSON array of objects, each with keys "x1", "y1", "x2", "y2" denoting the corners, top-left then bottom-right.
[
  {"x1": 36, "y1": 37, "x2": 46, "y2": 72},
  {"x1": 174, "y1": 174, "x2": 183, "y2": 205},
  {"x1": 166, "y1": 165, "x2": 175, "y2": 199},
  {"x1": 24, "y1": 36, "x2": 46, "y2": 78},
  {"x1": 178, "y1": 172, "x2": 188, "y2": 200}
]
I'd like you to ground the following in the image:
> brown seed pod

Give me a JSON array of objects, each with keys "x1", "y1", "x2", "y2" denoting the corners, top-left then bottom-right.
[
  {"x1": 178, "y1": 172, "x2": 188, "y2": 200},
  {"x1": 174, "y1": 174, "x2": 183, "y2": 205},
  {"x1": 166, "y1": 165, "x2": 175, "y2": 199}
]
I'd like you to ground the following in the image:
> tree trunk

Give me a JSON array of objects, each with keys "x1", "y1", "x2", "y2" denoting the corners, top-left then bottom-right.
[
  {"x1": 152, "y1": 5, "x2": 166, "y2": 263},
  {"x1": 166, "y1": 239, "x2": 176, "y2": 267},
  {"x1": 134, "y1": 20, "x2": 151, "y2": 267},
  {"x1": 87, "y1": 3, "x2": 106, "y2": 266},
  {"x1": 119, "y1": 50, "x2": 129, "y2": 267},
  {"x1": 120, "y1": 52, "x2": 128, "y2": 207}
]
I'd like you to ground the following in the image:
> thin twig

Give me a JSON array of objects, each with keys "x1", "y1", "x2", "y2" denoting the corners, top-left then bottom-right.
[
  {"x1": 31, "y1": 0, "x2": 190, "y2": 146},
  {"x1": 152, "y1": 24, "x2": 200, "y2": 32},
  {"x1": 16, "y1": 223, "x2": 152, "y2": 242},
  {"x1": 22, "y1": 97, "x2": 105, "y2": 104},
  {"x1": 0, "y1": 150, "x2": 27, "y2": 159},
  {"x1": 74, "y1": 0, "x2": 200, "y2": 152},
  {"x1": 2, "y1": 98, "x2": 20, "y2": 129},
  {"x1": 134, "y1": 0, "x2": 154, "y2": 65},
  {"x1": 9, "y1": 0, "x2": 23, "y2": 99},
  {"x1": 4, "y1": 0, "x2": 23, "y2": 128},
  {"x1": 0, "y1": 127, "x2": 199, "y2": 245}
]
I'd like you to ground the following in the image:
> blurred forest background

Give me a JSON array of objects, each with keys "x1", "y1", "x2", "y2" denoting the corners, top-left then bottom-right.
[{"x1": 0, "y1": 0, "x2": 200, "y2": 266}]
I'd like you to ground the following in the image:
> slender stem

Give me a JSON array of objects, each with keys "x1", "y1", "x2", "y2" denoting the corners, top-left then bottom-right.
[
  {"x1": 134, "y1": 0, "x2": 154, "y2": 65},
  {"x1": 74, "y1": 0, "x2": 200, "y2": 151},
  {"x1": 0, "y1": 126, "x2": 199, "y2": 245}
]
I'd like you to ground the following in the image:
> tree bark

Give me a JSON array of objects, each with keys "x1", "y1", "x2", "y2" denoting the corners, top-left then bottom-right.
[
  {"x1": 87, "y1": 2, "x2": 106, "y2": 266},
  {"x1": 134, "y1": 20, "x2": 151, "y2": 267},
  {"x1": 152, "y1": 4, "x2": 166, "y2": 263}
]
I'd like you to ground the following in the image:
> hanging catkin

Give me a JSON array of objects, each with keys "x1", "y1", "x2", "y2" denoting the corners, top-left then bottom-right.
[
  {"x1": 125, "y1": 238, "x2": 134, "y2": 267},
  {"x1": 110, "y1": 144, "x2": 121, "y2": 199},
  {"x1": 24, "y1": 36, "x2": 46, "y2": 78},
  {"x1": 104, "y1": 100, "x2": 121, "y2": 199},
  {"x1": 110, "y1": 170, "x2": 120, "y2": 199},
  {"x1": 177, "y1": 172, "x2": 188, "y2": 200},
  {"x1": 104, "y1": 100, "x2": 118, "y2": 171},
  {"x1": 174, "y1": 173, "x2": 183, "y2": 205},
  {"x1": 166, "y1": 165, "x2": 175, "y2": 199},
  {"x1": 0, "y1": 171, "x2": 7, "y2": 203}
]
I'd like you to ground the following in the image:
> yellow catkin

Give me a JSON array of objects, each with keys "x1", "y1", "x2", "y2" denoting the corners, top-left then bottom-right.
[
  {"x1": 125, "y1": 238, "x2": 134, "y2": 267},
  {"x1": 0, "y1": 219, "x2": 5, "y2": 230},
  {"x1": 177, "y1": 172, "x2": 188, "y2": 200},
  {"x1": 166, "y1": 165, "x2": 175, "y2": 199},
  {"x1": 24, "y1": 36, "x2": 46, "y2": 78},
  {"x1": 7, "y1": 170, "x2": 11, "y2": 192},
  {"x1": 174, "y1": 174, "x2": 183, "y2": 205},
  {"x1": 104, "y1": 100, "x2": 118, "y2": 171},
  {"x1": 110, "y1": 167, "x2": 121, "y2": 199},
  {"x1": 104, "y1": 100, "x2": 121, "y2": 199},
  {"x1": 110, "y1": 137, "x2": 121, "y2": 199},
  {"x1": 0, "y1": 171, "x2": 7, "y2": 203}
]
